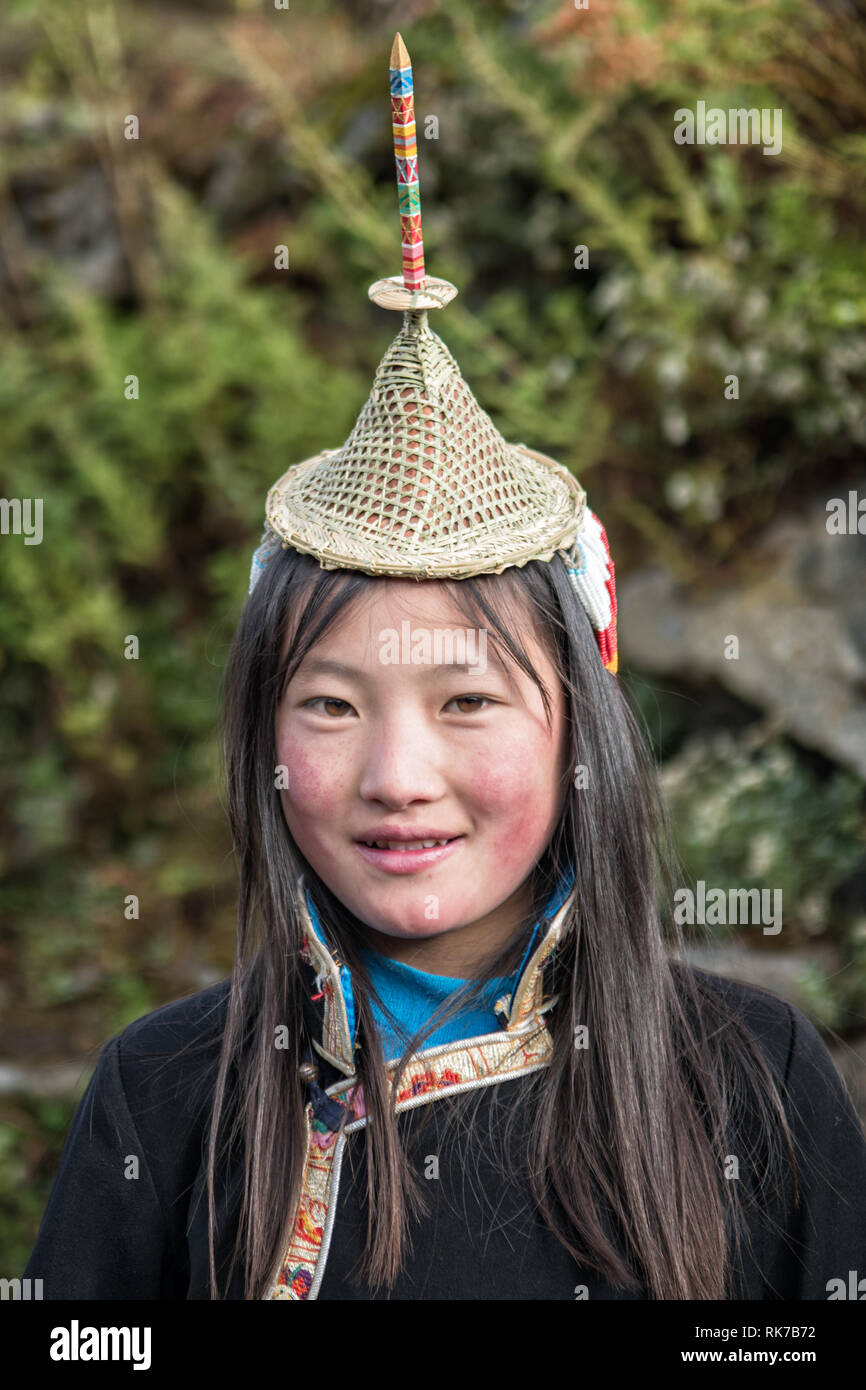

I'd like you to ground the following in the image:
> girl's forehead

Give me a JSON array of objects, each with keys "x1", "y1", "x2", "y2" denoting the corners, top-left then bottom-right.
[
  {"x1": 341, "y1": 580, "x2": 477, "y2": 623},
  {"x1": 280, "y1": 579, "x2": 557, "y2": 686},
  {"x1": 278, "y1": 574, "x2": 555, "y2": 679},
  {"x1": 295, "y1": 578, "x2": 538, "y2": 646}
]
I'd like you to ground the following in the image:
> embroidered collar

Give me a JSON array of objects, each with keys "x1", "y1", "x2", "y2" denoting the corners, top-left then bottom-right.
[{"x1": 296, "y1": 865, "x2": 576, "y2": 1076}]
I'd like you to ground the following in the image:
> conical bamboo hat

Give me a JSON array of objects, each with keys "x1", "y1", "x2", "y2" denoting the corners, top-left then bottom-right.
[
  {"x1": 249, "y1": 33, "x2": 618, "y2": 673},
  {"x1": 264, "y1": 305, "x2": 586, "y2": 580}
]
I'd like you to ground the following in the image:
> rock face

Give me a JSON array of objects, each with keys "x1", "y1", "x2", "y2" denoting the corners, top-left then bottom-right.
[{"x1": 617, "y1": 486, "x2": 866, "y2": 779}]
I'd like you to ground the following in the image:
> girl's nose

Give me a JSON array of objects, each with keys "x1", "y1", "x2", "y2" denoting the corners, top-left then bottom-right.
[{"x1": 357, "y1": 721, "x2": 444, "y2": 807}]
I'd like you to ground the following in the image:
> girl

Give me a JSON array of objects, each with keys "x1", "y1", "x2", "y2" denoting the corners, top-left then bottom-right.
[
  {"x1": 23, "y1": 32, "x2": 866, "y2": 1300},
  {"x1": 23, "y1": 496, "x2": 866, "y2": 1301}
]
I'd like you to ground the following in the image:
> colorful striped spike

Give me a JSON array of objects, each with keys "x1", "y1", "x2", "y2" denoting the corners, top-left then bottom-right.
[{"x1": 390, "y1": 32, "x2": 425, "y2": 290}]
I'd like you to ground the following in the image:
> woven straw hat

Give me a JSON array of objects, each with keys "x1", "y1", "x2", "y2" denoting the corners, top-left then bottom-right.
[
  {"x1": 249, "y1": 35, "x2": 618, "y2": 674},
  {"x1": 265, "y1": 300, "x2": 585, "y2": 579}
]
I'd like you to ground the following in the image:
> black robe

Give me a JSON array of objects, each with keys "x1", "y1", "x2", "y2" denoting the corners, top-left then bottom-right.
[{"x1": 22, "y1": 965, "x2": 866, "y2": 1300}]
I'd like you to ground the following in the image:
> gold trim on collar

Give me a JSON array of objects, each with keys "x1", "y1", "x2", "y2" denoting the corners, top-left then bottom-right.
[
  {"x1": 295, "y1": 873, "x2": 576, "y2": 1075},
  {"x1": 296, "y1": 875, "x2": 357, "y2": 1073},
  {"x1": 265, "y1": 1022, "x2": 554, "y2": 1299}
]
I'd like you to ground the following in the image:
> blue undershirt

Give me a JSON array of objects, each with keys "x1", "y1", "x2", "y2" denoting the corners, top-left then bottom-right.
[{"x1": 359, "y1": 865, "x2": 575, "y2": 1061}]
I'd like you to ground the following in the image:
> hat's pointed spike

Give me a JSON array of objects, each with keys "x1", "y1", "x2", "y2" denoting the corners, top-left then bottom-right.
[
  {"x1": 371, "y1": 34, "x2": 458, "y2": 312},
  {"x1": 390, "y1": 31, "x2": 410, "y2": 69},
  {"x1": 389, "y1": 31, "x2": 424, "y2": 291}
]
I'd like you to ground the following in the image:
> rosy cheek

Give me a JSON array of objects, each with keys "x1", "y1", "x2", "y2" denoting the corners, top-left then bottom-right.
[
  {"x1": 492, "y1": 800, "x2": 542, "y2": 861},
  {"x1": 462, "y1": 739, "x2": 544, "y2": 808},
  {"x1": 465, "y1": 736, "x2": 554, "y2": 844},
  {"x1": 275, "y1": 734, "x2": 346, "y2": 816}
]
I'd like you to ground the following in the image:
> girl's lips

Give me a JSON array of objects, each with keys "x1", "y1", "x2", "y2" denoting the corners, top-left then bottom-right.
[{"x1": 354, "y1": 835, "x2": 464, "y2": 874}]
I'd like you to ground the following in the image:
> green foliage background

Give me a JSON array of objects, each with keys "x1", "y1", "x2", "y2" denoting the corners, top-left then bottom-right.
[{"x1": 1, "y1": 0, "x2": 865, "y2": 1266}]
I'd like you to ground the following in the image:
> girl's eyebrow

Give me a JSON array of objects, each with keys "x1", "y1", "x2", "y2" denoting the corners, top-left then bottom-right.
[{"x1": 296, "y1": 656, "x2": 508, "y2": 681}]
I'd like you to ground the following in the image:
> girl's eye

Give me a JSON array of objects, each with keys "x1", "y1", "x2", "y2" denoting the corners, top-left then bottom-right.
[
  {"x1": 303, "y1": 695, "x2": 491, "y2": 717},
  {"x1": 446, "y1": 695, "x2": 490, "y2": 714},
  {"x1": 305, "y1": 697, "x2": 352, "y2": 717}
]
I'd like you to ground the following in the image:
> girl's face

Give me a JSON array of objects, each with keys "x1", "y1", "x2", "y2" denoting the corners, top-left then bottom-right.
[{"x1": 275, "y1": 580, "x2": 570, "y2": 974}]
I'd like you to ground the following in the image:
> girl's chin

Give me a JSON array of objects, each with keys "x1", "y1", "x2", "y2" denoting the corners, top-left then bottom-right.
[
  {"x1": 347, "y1": 894, "x2": 476, "y2": 940},
  {"x1": 358, "y1": 920, "x2": 471, "y2": 951}
]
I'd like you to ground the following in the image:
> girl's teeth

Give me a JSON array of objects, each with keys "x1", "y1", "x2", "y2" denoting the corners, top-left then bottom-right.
[{"x1": 366, "y1": 839, "x2": 451, "y2": 850}]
